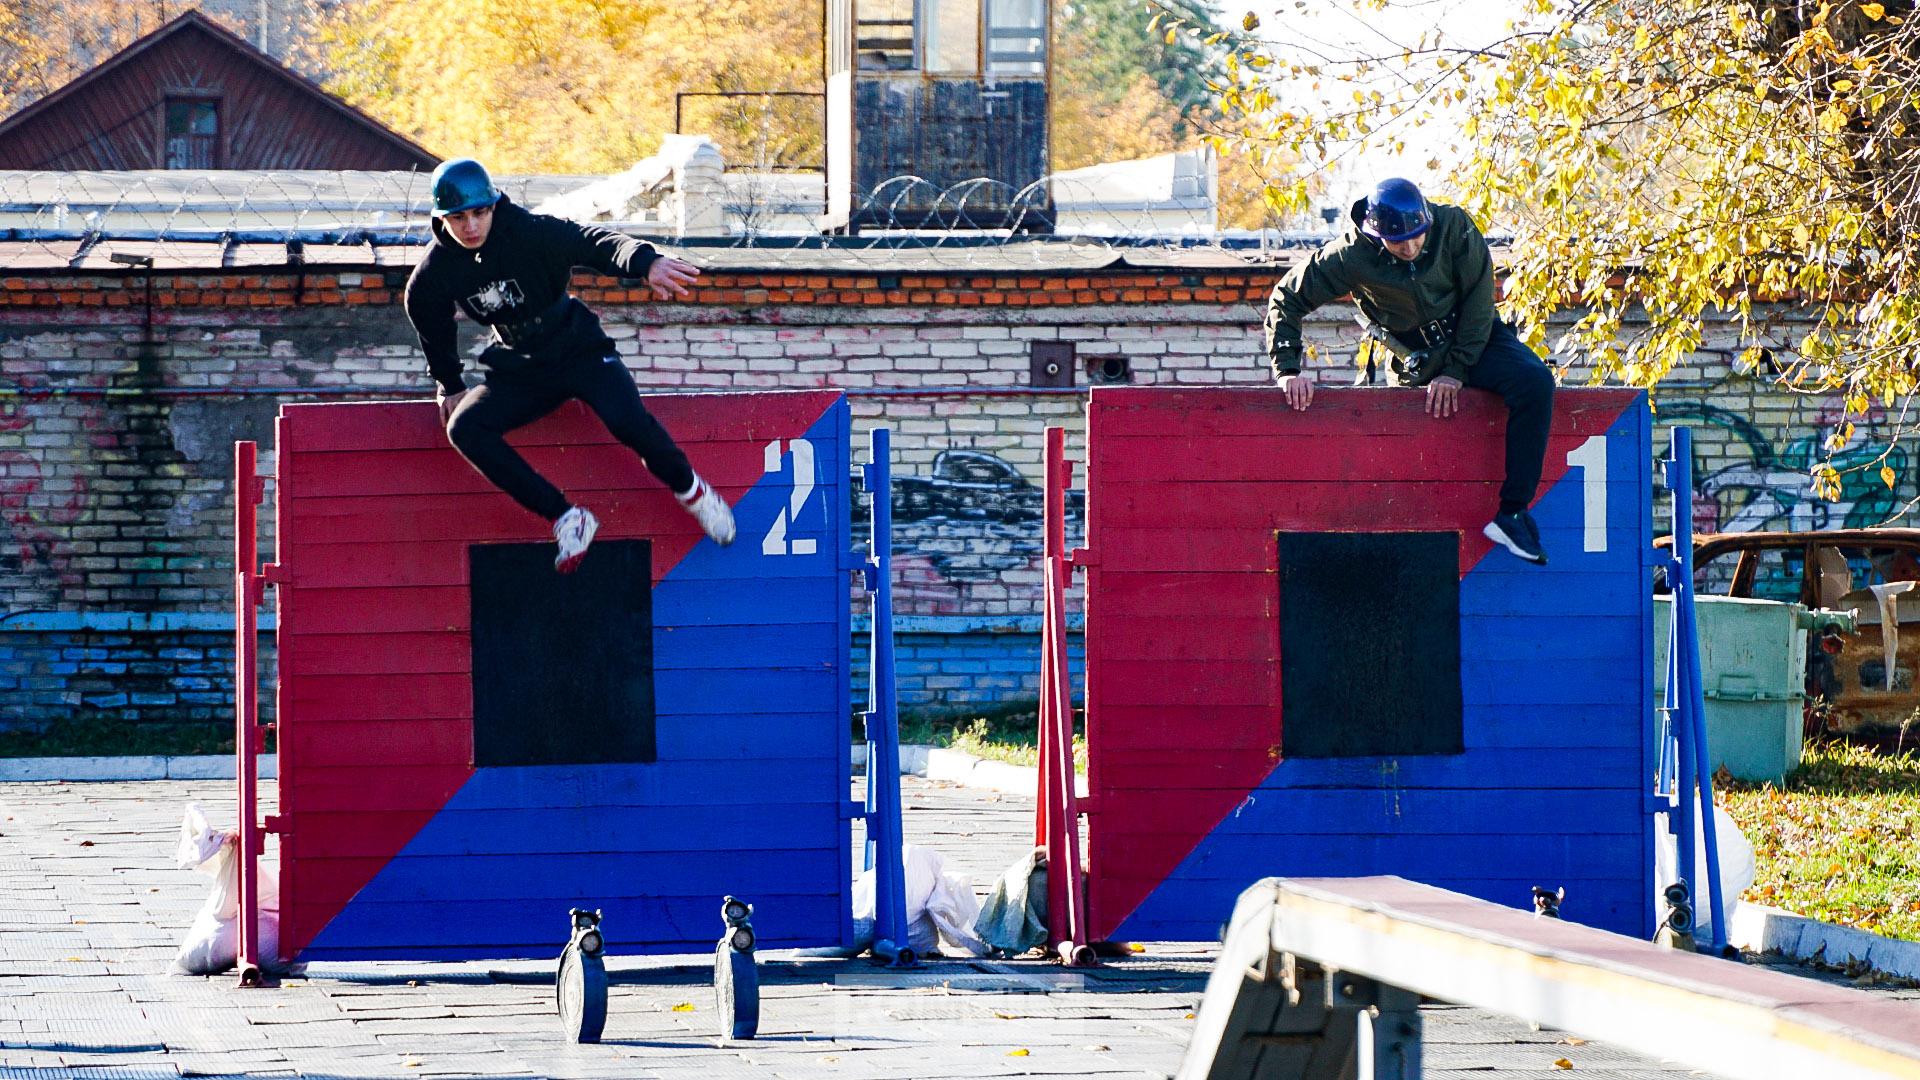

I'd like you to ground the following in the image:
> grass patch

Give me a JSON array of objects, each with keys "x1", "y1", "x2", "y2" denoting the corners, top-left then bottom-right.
[
  {"x1": 1721, "y1": 740, "x2": 1920, "y2": 942},
  {"x1": 0, "y1": 718, "x2": 274, "y2": 758},
  {"x1": 886, "y1": 701, "x2": 1086, "y2": 773}
]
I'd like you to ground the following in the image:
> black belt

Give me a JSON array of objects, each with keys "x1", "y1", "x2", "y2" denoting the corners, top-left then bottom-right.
[
  {"x1": 490, "y1": 295, "x2": 574, "y2": 351},
  {"x1": 1392, "y1": 312, "x2": 1458, "y2": 352}
]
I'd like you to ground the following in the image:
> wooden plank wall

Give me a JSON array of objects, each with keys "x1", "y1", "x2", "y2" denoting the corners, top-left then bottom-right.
[
  {"x1": 274, "y1": 392, "x2": 852, "y2": 961},
  {"x1": 1081, "y1": 386, "x2": 1654, "y2": 943}
]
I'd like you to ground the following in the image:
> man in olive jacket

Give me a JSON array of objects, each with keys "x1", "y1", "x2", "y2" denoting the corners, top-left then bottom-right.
[{"x1": 1265, "y1": 178, "x2": 1554, "y2": 564}]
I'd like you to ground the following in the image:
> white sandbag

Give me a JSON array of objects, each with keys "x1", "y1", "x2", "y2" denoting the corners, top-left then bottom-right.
[
  {"x1": 171, "y1": 804, "x2": 280, "y2": 975},
  {"x1": 851, "y1": 843, "x2": 989, "y2": 958},
  {"x1": 909, "y1": 844, "x2": 989, "y2": 958},
  {"x1": 1653, "y1": 805, "x2": 1756, "y2": 937}
]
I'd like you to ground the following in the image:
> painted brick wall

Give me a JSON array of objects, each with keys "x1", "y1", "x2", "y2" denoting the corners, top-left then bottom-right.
[
  {"x1": 0, "y1": 261, "x2": 1874, "y2": 727},
  {"x1": 849, "y1": 621, "x2": 1088, "y2": 713}
]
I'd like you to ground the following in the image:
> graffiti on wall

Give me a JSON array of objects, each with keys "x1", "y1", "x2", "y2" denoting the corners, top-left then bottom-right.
[
  {"x1": 853, "y1": 448, "x2": 1085, "y2": 615},
  {"x1": 1661, "y1": 399, "x2": 1914, "y2": 533}
]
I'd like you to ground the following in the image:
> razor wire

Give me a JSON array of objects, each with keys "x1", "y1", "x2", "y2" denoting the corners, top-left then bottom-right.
[{"x1": 0, "y1": 167, "x2": 1332, "y2": 271}]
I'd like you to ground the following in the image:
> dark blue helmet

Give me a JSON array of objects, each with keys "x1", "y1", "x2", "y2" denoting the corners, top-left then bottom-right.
[
  {"x1": 429, "y1": 158, "x2": 499, "y2": 216},
  {"x1": 1363, "y1": 178, "x2": 1432, "y2": 243}
]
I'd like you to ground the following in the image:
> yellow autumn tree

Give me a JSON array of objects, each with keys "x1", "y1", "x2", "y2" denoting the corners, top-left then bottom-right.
[
  {"x1": 307, "y1": 0, "x2": 819, "y2": 174},
  {"x1": 1201, "y1": 0, "x2": 1920, "y2": 490},
  {"x1": 0, "y1": 1, "x2": 250, "y2": 117}
]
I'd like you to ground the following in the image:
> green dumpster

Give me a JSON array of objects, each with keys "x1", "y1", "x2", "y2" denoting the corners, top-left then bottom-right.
[{"x1": 1653, "y1": 595, "x2": 1835, "y2": 784}]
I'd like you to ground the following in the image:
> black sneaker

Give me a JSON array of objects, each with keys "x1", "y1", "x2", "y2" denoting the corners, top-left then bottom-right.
[{"x1": 1484, "y1": 510, "x2": 1548, "y2": 565}]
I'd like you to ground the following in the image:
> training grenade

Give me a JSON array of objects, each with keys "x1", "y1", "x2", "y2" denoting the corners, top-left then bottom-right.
[
  {"x1": 1664, "y1": 882, "x2": 1695, "y2": 932},
  {"x1": 715, "y1": 896, "x2": 760, "y2": 1039},
  {"x1": 557, "y1": 908, "x2": 608, "y2": 1043},
  {"x1": 1656, "y1": 882, "x2": 1698, "y2": 952}
]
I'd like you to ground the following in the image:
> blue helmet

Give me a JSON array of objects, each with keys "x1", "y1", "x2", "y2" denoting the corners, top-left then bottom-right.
[
  {"x1": 429, "y1": 158, "x2": 499, "y2": 216},
  {"x1": 1363, "y1": 178, "x2": 1432, "y2": 243}
]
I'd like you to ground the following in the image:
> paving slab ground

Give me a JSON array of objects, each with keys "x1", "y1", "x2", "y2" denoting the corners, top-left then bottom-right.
[{"x1": 1, "y1": 776, "x2": 1907, "y2": 1079}]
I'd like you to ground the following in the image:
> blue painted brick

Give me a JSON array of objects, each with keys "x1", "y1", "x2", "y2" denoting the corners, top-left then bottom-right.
[
  {"x1": 130, "y1": 692, "x2": 177, "y2": 706},
  {"x1": 82, "y1": 693, "x2": 130, "y2": 709}
]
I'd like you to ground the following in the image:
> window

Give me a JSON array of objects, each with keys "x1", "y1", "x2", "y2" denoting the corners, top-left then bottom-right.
[
  {"x1": 163, "y1": 98, "x2": 219, "y2": 169},
  {"x1": 1697, "y1": 544, "x2": 1803, "y2": 602},
  {"x1": 987, "y1": 0, "x2": 1045, "y2": 74},
  {"x1": 856, "y1": 0, "x2": 1042, "y2": 74},
  {"x1": 857, "y1": 0, "x2": 915, "y2": 70},
  {"x1": 1278, "y1": 532, "x2": 1464, "y2": 758},
  {"x1": 470, "y1": 540, "x2": 658, "y2": 767},
  {"x1": 924, "y1": 0, "x2": 981, "y2": 73}
]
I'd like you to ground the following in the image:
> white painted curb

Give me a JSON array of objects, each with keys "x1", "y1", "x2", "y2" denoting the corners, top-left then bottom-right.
[
  {"x1": 0, "y1": 754, "x2": 278, "y2": 782},
  {"x1": 1728, "y1": 901, "x2": 1920, "y2": 981}
]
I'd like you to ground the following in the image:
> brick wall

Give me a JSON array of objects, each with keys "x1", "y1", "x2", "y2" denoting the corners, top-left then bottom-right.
[{"x1": 0, "y1": 258, "x2": 1875, "y2": 727}]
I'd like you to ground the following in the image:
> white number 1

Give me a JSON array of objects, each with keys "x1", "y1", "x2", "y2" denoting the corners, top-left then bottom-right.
[
  {"x1": 761, "y1": 439, "x2": 817, "y2": 556},
  {"x1": 1566, "y1": 435, "x2": 1607, "y2": 553}
]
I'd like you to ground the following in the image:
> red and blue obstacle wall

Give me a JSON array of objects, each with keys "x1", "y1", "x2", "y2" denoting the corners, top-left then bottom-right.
[
  {"x1": 235, "y1": 390, "x2": 878, "y2": 964},
  {"x1": 1044, "y1": 386, "x2": 1655, "y2": 944}
]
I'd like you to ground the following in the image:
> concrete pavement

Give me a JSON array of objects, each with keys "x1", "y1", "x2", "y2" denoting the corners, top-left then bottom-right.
[{"x1": 0, "y1": 775, "x2": 1818, "y2": 1079}]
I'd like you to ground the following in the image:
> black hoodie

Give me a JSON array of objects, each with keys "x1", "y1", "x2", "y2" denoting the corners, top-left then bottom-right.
[{"x1": 403, "y1": 195, "x2": 662, "y2": 395}]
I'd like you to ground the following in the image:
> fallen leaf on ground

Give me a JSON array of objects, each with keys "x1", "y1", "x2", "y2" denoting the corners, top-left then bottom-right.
[
  {"x1": 1554, "y1": 1058, "x2": 1574, "y2": 1070},
  {"x1": 1007, "y1": 1048, "x2": 1030, "y2": 1057},
  {"x1": 672, "y1": 1002, "x2": 696, "y2": 1012}
]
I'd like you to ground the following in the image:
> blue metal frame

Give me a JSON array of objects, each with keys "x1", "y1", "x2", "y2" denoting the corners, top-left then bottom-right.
[
  {"x1": 1659, "y1": 426, "x2": 1730, "y2": 954},
  {"x1": 861, "y1": 426, "x2": 915, "y2": 966}
]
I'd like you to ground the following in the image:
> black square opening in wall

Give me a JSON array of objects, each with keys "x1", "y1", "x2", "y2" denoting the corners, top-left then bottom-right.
[
  {"x1": 1278, "y1": 531, "x2": 1463, "y2": 758},
  {"x1": 469, "y1": 540, "x2": 656, "y2": 767}
]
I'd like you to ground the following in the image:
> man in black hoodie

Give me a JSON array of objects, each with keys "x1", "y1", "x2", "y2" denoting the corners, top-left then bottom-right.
[
  {"x1": 1265, "y1": 178, "x2": 1555, "y2": 565},
  {"x1": 403, "y1": 157, "x2": 736, "y2": 573}
]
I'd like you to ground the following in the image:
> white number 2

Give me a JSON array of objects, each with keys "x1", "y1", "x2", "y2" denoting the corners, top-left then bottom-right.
[
  {"x1": 1566, "y1": 435, "x2": 1607, "y2": 553},
  {"x1": 761, "y1": 439, "x2": 817, "y2": 556}
]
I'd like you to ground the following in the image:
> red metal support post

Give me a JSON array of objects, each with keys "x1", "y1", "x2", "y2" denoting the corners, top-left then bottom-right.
[
  {"x1": 233, "y1": 441, "x2": 268, "y2": 986},
  {"x1": 1041, "y1": 427, "x2": 1095, "y2": 965}
]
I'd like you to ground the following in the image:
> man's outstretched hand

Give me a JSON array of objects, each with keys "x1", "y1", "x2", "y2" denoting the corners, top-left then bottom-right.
[
  {"x1": 648, "y1": 256, "x2": 700, "y2": 301},
  {"x1": 1425, "y1": 375, "x2": 1462, "y2": 418},
  {"x1": 1277, "y1": 373, "x2": 1315, "y2": 411}
]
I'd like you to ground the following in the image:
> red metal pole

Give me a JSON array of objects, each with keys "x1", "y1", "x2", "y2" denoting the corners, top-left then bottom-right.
[
  {"x1": 1042, "y1": 428, "x2": 1094, "y2": 964},
  {"x1": 234, "y1": 441, "x2": 264, "y2": 985},
  {"x1": 1037, "y1": 429, "x2": 1061, "y2": 847}
]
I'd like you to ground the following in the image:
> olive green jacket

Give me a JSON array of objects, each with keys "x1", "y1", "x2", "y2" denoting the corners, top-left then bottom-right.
[{"x1": 1264, "y1": 197, "x2": 1496, "y2": 387}]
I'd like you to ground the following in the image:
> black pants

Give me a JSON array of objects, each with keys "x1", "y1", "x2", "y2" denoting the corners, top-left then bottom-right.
[
  {"x1": 445, "y1": 352, "x2": 696, "y2": 522},
  {"x1": 1465, "y1": 321, "x2": 1556, "y2": 516}
]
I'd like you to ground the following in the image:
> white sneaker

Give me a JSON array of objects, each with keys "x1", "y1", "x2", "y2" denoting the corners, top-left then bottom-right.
[
  {"x1": 553, "y1": 505, "x2": 599, "y2": 573},
  {"x1": 677, "y1": 475, "x2": 735, "y2": 546}
]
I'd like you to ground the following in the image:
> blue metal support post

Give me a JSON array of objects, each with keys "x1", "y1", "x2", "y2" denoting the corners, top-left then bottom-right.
[
  {"x1": 862, "y1": 427, "x2": 915, "y2": 966},
  {"x1": 1661, "y1": 427, "x2": 1730, "y2": 954}
]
